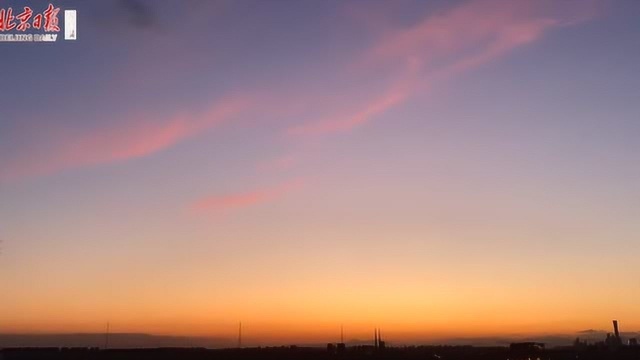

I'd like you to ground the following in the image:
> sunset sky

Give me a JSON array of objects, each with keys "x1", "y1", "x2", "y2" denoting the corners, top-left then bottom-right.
[{"x1": 1, "y1": 0, "x2": 640, "y2": 345}]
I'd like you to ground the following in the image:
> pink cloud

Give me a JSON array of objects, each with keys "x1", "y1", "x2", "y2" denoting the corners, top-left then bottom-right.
[
  {"x1": 286, "y1": 0, "x2": 597, "y2": 137},
  {"x1": 1, "y1": 95, "x2": 249, "y2": 182},
  {"x1": 362, "y1": 0, "x2": 593, "y2": 68},
  {"x1": 190, "y1": 178, "x2": 304, "y2": 214},
  {"x1": 287, "y1": 86, "x2": 407, "y2": 136},
  {"x1": 1, "y1": 0, "x2": 599, "y2": 182},
  {"x1": 287, "y1": 57, "x2": 421, "y2": 136}
]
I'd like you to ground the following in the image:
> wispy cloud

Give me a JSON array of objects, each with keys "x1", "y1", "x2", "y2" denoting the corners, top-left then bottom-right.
[
  {"x1": 287, "y1": 57, "x2": 420, "y2": 137},
  {"x1": 286, "y1": 87, "x2": 407, "y2": 137},
  {"x1": 0, "y1": 96, "x2": 249, "y2": 182},
  {"x1": 1, "y1": 0, "x2": 598, "y2": 183},
  {"x1": 190, "y1": 178, "x2": 304, "y2": 214},
  {"x1": 286, "y1": 0, "x2": 597, "y2": 137}
]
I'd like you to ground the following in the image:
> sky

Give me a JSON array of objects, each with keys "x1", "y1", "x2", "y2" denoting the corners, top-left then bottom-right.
[{"x1": 1, "y1": 0, "x2": 640, "y2": 346}]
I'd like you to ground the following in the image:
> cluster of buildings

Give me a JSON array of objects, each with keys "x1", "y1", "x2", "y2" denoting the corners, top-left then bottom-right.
[
  {"x1": 574, "y1": 320, "x2": 639, "y2": 350},
  {"x1": 326, "y1": 328, "x2": 386, "y2": 354},
  {"x1": 326, "y1": 319, "x2": 638, "y2": 354}
]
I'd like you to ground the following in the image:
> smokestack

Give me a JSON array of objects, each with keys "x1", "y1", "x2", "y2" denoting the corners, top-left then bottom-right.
[
  {"x1": 374, "y1": 328, "x2": 378, "y2": 348},
  {"x1": 104, "y1": 322, "x2": 110, "y2": 349},
  {"x1": 613, "y1": 320, "x2": 620, "y2": 338}
]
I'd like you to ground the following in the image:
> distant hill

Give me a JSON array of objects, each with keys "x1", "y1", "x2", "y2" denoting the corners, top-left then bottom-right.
[{"x1": 0, "y1": 333, "x2": 231, "y2": 348}]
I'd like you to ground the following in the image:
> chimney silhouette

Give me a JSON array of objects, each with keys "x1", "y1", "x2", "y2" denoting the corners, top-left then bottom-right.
[
  {"x1": 613, "y1": 320, "x2": 620, "y2": 339},
  {"x1": 104, "y1": 322, "x2": 110, "y2": 349},
  {"x1": 377, "y1": 328, "x2": 385, "y2": 349}
]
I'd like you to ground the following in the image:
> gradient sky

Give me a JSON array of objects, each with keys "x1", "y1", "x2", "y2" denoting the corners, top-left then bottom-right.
[{"x1": 1, "y1": 0, "x2": 640, "y2": 345}]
